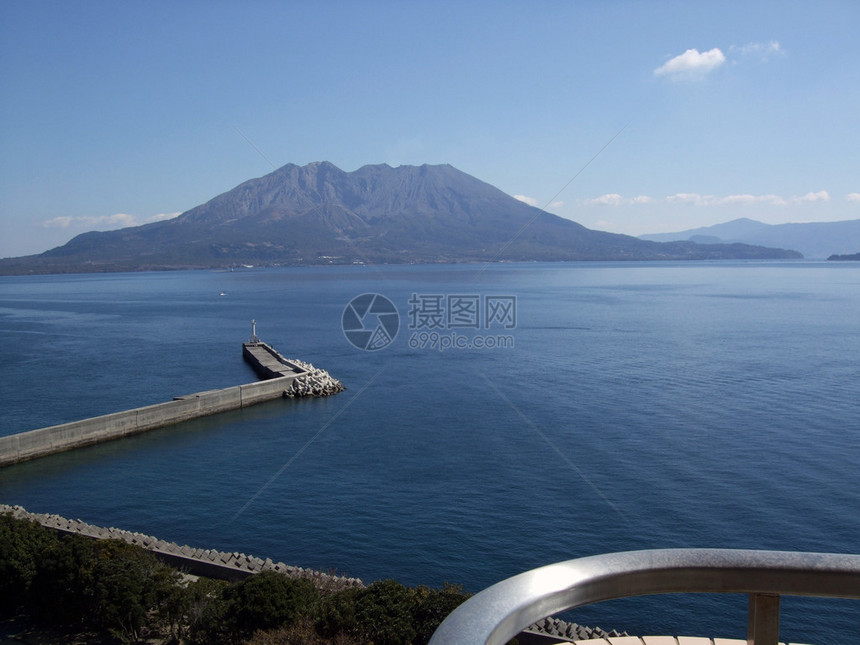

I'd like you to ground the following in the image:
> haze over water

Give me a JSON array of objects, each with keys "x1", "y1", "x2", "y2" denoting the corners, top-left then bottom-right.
[{"x1": 1, "y1": 262, "x2": 858, "y2": 643}]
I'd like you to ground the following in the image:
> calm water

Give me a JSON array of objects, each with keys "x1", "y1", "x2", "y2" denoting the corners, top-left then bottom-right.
[{"x1": 1, "y1": 262, "x2": 858, "y2": 643}]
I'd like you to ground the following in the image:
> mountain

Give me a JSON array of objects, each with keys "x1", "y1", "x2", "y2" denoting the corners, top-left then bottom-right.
[
  {"x1": 640, "y1": 217, "x2": 860, "y2": 259},
  {"x1": 0, "y1": 163, "x2": 802, "y2": 275}
]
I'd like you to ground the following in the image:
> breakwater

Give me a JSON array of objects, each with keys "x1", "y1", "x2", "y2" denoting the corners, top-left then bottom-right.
[
  {"x1": 283, "y1": 358, "x2": 346, "y2": 397},
  {"x1": 0, "y1": 374, "x2": 296, "y2": 467},
  {"x1": 1, "y1": 504, "x2": 363, "y2": 589},
  {"x1": 242, "y1": 341, "x2": 309, "y2": 379},
  {"x1": 0, "y1": 340, "x2": 342, "y2": 467},
  {"x1": 242, "y1": 342, "x2": 345, "y2": 397},
  {"x1": 1, "y1": 504, "x2": 620, "y2": 642}
]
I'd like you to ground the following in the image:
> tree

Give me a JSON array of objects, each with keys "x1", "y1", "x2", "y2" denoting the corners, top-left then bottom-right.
[
  {"x1": 314, "y1": 586, "x2": 360, "y2": 640},
  {"x1": 353, "y1": 579, "x2": 417, "y2": 645},
  {"x1": 0, "y1": 513, "x2": 58, "y2": 614},
  {"x1": 86, "y1": 540, "x2": 176, "y2": 641},
  {"x1": 28, "y1": 532, "x2": 177, "y2": 643},
  {"x1": 411, "y1": 583, "x2": 469, "y2": 645},
  {"x1": 231, "y1": 572, "x2": 318, "y2": 639}
]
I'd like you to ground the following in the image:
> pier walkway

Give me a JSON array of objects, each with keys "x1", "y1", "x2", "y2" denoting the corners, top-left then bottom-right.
[
  {"x1": 0, "y1": 338, "x2": 333, "y2": 467},
  {"x1": 242, "y1": 342, "x2": 309, "y2": 379}
]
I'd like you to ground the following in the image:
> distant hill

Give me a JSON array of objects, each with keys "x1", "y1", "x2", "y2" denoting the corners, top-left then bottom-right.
[
  {"x1": 640, "y1": 217, "x2": 860, "y2": 259},
  {"x1": 0, "y1": 163, "x2": 802, "y2": 275}
]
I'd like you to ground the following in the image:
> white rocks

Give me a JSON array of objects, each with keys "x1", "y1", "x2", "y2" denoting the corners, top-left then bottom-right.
[{"x1": 283, "y1": 360, "x2": 345, "y2": 398}]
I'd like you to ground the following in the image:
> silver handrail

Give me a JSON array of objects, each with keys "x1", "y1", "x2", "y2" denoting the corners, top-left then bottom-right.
[{"x1": 428, "y1": 549, "x2": 860, "y2": 645}]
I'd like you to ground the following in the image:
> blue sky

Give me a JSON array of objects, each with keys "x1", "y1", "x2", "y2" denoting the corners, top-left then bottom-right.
[{"x1": 1, "y1": 1, "x2": 858, "y2": 257}]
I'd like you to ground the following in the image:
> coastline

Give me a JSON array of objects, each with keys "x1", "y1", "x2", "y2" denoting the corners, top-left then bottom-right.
[{"x1": 0, "y1": 503, "x2": 362, "y2": 590}]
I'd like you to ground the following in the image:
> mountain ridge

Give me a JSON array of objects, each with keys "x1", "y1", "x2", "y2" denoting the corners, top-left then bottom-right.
[
  {"x1": 0, "y1": 163, "x2": 802, "y2": 275},
  {"x1": 640, "y1": 217, "x2": 860, "y2": 259}
]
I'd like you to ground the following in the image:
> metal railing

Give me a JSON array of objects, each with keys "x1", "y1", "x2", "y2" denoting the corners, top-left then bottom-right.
[{"x1": 428, "y1": 549, "x2": 860, "y2": 645}]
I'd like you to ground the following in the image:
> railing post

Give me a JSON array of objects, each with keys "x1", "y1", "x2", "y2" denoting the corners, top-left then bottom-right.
[{"x1": 747, "y1": 593, "x2": 780, "y2": 645}]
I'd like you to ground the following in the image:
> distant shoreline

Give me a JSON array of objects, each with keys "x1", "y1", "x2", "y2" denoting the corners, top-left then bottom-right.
[{"x1": 0, "y1": 254, "x2": 822, "y2": 278}]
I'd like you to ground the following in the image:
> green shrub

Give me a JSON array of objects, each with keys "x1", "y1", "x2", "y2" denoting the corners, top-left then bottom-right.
[
  {"x1": 87, "y1": 539, "x2": 176, "y2": 641},
  {"x1": 28, "y1": 531, "x2": 177, "y2": 642},
  {"x1": 411, "y1": 583, "x2": 469, "y2": 645},
  {"x1": 187, "y1": 571, "x2": 325, "y2": 644},
  {"x1": 154, "y1": 567, "x2": 198, "y2": 641},
  {"x1": 1, "y1": 513, "x2": 472, "y2": 645},
  {"x1": 29, "y1": 532, "x2": 98, "y2": 626},
  {"x1": 246, "y1": 615, "x2": 364, "y2": 645},
  {"x1": 230, "y1": 571, "x2": 319, "y2": 638},
  {"x1": 353, "y1": 579, "x2": 417, "y2": 645},
  {"x1": 185, "y1": 577, "x2": 233, "y2": 645},
  {"x1": 314, "y1": 580, "x2": 468, "y2": 645},
  {"x1": 0, "y1": 513, "x2": 58, "y2": 614},
  {"x1": 314, "y1": 586, "x2": 360, "y2": 639}
]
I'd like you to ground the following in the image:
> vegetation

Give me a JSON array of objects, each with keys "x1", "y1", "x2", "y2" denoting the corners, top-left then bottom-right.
[{"x1": 0, "y1": 512, "x2": 470, "y2": 644}]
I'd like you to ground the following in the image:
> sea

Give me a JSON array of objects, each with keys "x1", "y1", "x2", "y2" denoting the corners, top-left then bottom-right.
[{"x1": 0, "y1": 261, "x2": 858, "y2": 643}]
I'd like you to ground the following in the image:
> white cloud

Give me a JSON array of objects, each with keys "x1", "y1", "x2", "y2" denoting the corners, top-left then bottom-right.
[
  {"x1": 41, "y1": 216, "x2": 74, "y2": 228},
  {"x1": 584, "y1": 194, "x2": 655, "y2": 206},
  {"x1": 630, "y1": 195, "x2": 654, "y2": 204},
  {"x1": 654, "y1": 48, "x2": 726, "y2": 80},
  {"x1": 666, "y1": 192, "x2": 714, "y2": 206},
  {"x1": 662, "y1": 191, "x2": 831, "y2": 207},
  {"x1": 757, "y1": 194, "x2": 788, "y2": 206},
  {"x1": 146, "y1": 212, "x2": 182, "y2": 223},
  {"x1": 585, "y1": 193, "x2": 625, "y2": 206},
  {"x1": 513, "y1": 194, "x2": 539, "y2": 207},
  {"x1": 42, "y1": 212, "x2": 180, "y2": 229},
  {"x1": 513, "y1": 196, "x2": 562, "y2": 209},
  {"x1": 792, "y1": 190, "x2": 829, "y2": 203},
  {"x1": 513, "y1": 196, "x2": 564, "y2": 209},
  {"x1": 717, "y1": 193, "x2": 758, "y2": 205},
  {"x1": 582, "y1": 190, "x2": 837, "y2": 211},
  {"x1": 846, "y1": 193, "x2": 860, "y2": 202},
  {"x1": 716, "y1": 194, "x2": 787, "y2": 206},
  {"x1": 655, "y1": 41, "x2": 782, "y2": 85},
  {"x1": 731, "y1": 40, "x2": 784, "y2": 61},
  {"x1": 43, "y1": 213, "x2": 134, "y2": 228}
]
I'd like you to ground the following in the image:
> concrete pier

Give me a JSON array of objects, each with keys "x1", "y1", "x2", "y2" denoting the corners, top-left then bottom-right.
[
  {"x1": 242, "y1": 342, "x2": 308, "y2": 379},
  {"x1": 0, "y1": 340, "x2": 327, "y2": 468}
]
